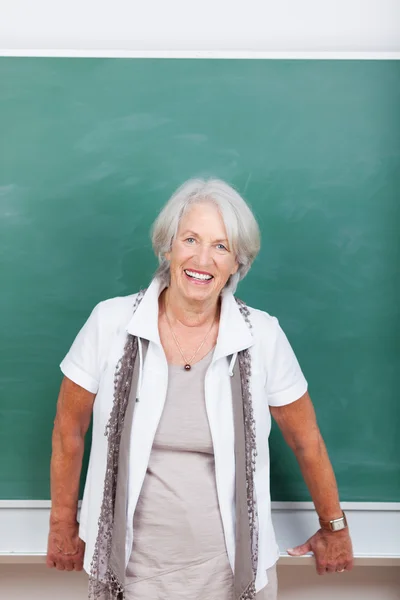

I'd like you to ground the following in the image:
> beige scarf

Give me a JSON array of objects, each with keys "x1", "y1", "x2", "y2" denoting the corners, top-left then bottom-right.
[{"x1": 87, "y1": 290, "x2": 258, "y2": 599}]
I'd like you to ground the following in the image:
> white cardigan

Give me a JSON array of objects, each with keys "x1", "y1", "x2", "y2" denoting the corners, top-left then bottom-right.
[{"x1": 60, "y1": 278, "x2": 308, "y2": 591}]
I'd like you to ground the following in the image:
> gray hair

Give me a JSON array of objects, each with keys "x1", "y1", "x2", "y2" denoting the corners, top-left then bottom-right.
[{"x1": 151, "y1": 178, "x2": 261, "y2": 293}]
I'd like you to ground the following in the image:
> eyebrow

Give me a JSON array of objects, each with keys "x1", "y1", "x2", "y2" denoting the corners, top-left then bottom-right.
[{"x1": 181, "y1": 230, "x2": 229, "y2": 244}]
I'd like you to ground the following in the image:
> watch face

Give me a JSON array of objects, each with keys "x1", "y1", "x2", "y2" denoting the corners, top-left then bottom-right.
[{"x1": 332, "y1": 519, "x2": 346, "y2": 531}]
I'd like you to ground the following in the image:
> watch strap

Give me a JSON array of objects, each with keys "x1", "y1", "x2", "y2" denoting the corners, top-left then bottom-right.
[{"x1": 319, "y1": 511, "x2": 348, "y2": 532}]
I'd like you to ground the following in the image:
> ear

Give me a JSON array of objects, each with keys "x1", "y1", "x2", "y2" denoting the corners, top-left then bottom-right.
[
  {"x1": 164, "y1": 237, "x2": 174, "y2": 262},
  {"x1": 231, "y1": 260, "x2": 239, "y2": 276}
]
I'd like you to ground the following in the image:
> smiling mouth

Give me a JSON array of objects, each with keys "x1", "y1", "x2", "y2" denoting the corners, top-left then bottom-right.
[{"x1": 184, "y1": 269, "x2": 214, "y2": 281}]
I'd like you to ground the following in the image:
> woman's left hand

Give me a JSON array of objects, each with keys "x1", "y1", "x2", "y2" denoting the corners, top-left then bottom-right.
[{"x1": 287, "y1": 528, "x2": 354, "y2": 575}]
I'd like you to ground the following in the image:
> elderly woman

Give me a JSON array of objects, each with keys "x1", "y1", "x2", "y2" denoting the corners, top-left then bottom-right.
[{"x1": 47, "y1": 179, "x2": 353, "y2": 600}]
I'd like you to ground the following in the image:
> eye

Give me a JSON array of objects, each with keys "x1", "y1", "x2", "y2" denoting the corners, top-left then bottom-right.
[
  {"x1": 216, "y1": 243, "x2": 228, "y2": 251},
  {"x1": 185, "y1": 237, "x2": 196, "y2": 244}
]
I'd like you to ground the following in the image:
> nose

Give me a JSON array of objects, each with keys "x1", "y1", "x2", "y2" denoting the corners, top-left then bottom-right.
[{"x1": 196, "y1": 243, "x2": 213, "y2": 267}]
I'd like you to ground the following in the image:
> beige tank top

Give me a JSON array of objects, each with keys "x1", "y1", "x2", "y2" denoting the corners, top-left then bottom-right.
[{"x1": 124, "y1": 349, "x2": 233, "y2": 597}]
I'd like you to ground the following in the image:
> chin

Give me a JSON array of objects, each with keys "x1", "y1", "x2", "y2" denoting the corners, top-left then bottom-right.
[
  {"x1": 182, "y1": 279, "x2": 217, "y2": 301},
  {"x1": 185, "y1": 285, "x2": 213, "y2": 300}
]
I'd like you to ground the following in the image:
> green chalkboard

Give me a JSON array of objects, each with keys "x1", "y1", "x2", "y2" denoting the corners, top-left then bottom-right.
[{"x1": 0, "y1": 58, "x2": 399, "y2": 502}]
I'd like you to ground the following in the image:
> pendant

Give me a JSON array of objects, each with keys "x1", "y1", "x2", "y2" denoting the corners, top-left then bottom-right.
[{"x1": 184, "y1": 364, "x2": 191, "y2": 371}]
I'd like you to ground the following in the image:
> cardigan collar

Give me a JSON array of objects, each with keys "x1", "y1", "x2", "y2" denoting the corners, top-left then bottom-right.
[{"x1": 126, "y1": 277, "x2": 254, "y2": 361}]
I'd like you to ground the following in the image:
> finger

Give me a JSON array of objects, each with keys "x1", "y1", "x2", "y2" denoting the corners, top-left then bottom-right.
[
  {"x1": 64, "y1": 560, "x2": 75, "y2": 572},
  {"x1": 47, "y1": 554, "x2": 60, "y2": 567},
  {"x1": 74, "y1": 557, "x2": 84, "y2": 571},
  {"x1": 316, "y1": 561, "x2": 327, "y2": 576},
  {"x1": 287, "y1": 542, "x2": 312, "y2": 556},
  {"x1": 55, "y1": 562, "x2": 66, "y2": 571},
  {"x1": 325, "y1": 564, "x2": 336, "y2": 573},
  {"x1": 345, "y1": 559, "x2": 354, "y2": 571}
]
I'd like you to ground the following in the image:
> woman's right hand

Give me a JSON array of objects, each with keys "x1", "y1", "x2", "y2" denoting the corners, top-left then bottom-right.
[{"x1": 46, "y1": 520, "x2": 85, "y2": 571}]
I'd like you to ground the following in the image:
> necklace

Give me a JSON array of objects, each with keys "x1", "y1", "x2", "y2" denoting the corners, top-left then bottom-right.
[{"x1": 164, "y1": 302, "x2": 216, "y2": 371}]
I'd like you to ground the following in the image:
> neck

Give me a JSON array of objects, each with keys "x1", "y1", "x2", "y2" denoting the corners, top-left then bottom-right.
[{"x1": 162, "y1": 286, "x2": 220, "y2": 328}]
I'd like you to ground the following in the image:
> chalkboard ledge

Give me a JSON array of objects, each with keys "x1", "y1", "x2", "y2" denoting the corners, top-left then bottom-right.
[
  {"x1": 1, "y1": 554, "x2": 399, "y2": 567},
  {"x1": 0, "y1": 501, "x2": 399, "y2": 566}
]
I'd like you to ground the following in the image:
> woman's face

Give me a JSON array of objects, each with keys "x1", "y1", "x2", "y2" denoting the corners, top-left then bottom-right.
[{"x1": 165, "y1": 202, "x2": 239, "y2": 306}]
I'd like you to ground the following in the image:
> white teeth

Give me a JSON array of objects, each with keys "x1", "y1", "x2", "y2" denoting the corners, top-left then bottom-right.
[{"x1": 185, "y1": 270, "x2": 213, "y2": 281}]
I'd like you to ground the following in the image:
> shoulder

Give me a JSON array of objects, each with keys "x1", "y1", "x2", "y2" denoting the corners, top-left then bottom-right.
[
  {"x1": 237, "y1": 302, "x2": 290, "y2": 366},
  {"x1": 241, "y1": 302, "x2": 280, "y2": 342},
  {"x1": 90, "y1": 291, "x2": 142, "y2": 333},
  {"x1": 244, "y1": 302, "x2": 304, "y2": 374}
]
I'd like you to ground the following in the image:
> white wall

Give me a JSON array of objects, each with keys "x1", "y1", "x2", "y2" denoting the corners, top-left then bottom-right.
[
  {"x1": 1, "y1": 1, "x2": 399, "y2": 598},
  {"x1": 1, "y1": 0, "x2": 400, "y2": 53}
]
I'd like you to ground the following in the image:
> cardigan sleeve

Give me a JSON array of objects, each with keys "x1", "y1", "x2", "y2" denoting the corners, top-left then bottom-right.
[{"x1": 266, "y1": 317, "x2": 308, "y2": 407}]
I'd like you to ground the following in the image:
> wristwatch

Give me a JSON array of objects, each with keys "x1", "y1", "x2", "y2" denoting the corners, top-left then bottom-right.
[{"x1": 319, "y1": 511, "x2": 348, "y2": 532}]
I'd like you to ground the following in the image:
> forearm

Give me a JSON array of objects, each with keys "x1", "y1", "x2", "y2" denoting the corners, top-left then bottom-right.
[
  {"x1": 50, "y1": 425, "x2": 85, "y2": 526},
  {"x1": 294, "y1": 434, "x2": 343, "y2": 521}
]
